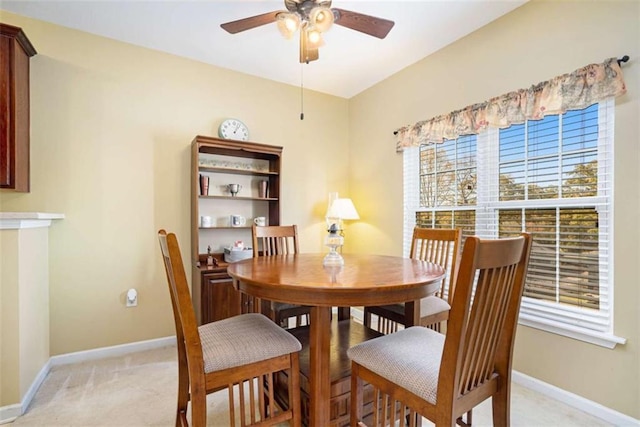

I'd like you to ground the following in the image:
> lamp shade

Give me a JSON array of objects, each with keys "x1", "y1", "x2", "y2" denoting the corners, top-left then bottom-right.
[
  {"x1": 326, "y1": 198, "x2": 360, "y2": 220},
  {"x1": 276, "y1": 12, "x2": 300, "y2": 39},
  {"x1": 310, "y1": 6, "x2": 335, "y2": 32}
]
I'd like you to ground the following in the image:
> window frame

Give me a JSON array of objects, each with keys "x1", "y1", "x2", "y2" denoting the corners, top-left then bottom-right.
[{"x1": 403, "y1": 99, "x2": 625, "y2": 348}]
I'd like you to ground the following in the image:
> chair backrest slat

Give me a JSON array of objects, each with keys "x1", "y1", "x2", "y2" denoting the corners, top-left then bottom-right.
[
  {"x1": 252, "y1": 225, "x2": 299, "y2": 257},
  {"x1": 409, "y1": 227, "x2": 462, "y2": 301}
]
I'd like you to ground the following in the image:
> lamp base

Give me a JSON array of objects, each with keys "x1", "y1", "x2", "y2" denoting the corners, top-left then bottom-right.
[{"x1": 323, "y1": 246, "x2": 344, "y2": 267}]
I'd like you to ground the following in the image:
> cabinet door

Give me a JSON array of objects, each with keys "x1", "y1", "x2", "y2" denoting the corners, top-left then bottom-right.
[
  {"x1": 202, "y1": 273, "x2": 241, "y2": 323},
  {"x1": 0, "y1": 36, "x2": 11, "y2": 186},
  {"x1": 0, "y1": 24, "x2": 35, "y2": 192}
]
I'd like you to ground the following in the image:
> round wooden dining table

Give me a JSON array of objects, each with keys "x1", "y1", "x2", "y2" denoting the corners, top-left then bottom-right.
[{"x1": 227, "y1": 253, "x2": 445, "y2": 427}]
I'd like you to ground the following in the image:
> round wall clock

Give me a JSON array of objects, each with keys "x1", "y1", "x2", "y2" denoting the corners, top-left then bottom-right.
[{"x1": 218, "y1": 118, "x2": 249, "y2": 141}]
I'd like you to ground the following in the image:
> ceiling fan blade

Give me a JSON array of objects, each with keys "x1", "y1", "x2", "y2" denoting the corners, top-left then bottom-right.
[
  {"x1": 332, "y1": 8, "x2": 395, "y2": 39},
  {"x1": 299, "y1": 30, "x2": 319, "y2": 64},
  {"x1": 220, "y1": 11, "x2": 281, "y2": 34}
]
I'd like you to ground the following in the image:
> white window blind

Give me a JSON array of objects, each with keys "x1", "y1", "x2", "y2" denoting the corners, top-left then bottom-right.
[{"x1": 404, "y1": 99, "x2": 625, "y2": 348}]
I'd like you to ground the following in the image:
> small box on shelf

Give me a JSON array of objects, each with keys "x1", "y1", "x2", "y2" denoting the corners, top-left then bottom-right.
[{"x1": 223, "y1": 247, "x2": 253, "y2": 263}]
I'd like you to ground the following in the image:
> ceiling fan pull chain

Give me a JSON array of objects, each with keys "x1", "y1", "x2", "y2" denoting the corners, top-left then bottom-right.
[{"x1": 300, "y1": 64, "x2": 304, "y2": 120}]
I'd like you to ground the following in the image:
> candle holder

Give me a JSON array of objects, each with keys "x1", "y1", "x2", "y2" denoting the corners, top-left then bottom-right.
[
  {"x1": 227, "y1": 183, "x2": 242, "y2": 197},
  {"x1": 323, "y1": 223, "x2": 344, "y2": 267}
]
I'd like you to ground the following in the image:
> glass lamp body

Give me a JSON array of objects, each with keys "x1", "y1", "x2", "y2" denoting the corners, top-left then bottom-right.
[{"x1": 323, "y1": 227, "x2": 344, "y2": 266}]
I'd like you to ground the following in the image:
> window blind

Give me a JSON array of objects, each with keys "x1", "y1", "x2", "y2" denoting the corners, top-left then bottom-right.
[{"x1": 484, "y1": 101, "x2": 613, "y2": 333}]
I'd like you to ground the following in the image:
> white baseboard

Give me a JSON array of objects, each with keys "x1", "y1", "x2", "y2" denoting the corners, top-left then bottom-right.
[
  {"x1": 0, "y1": 404, "x2": 20, "y2": 425},
  {"x1": 0, "y1": 357, "x2": 51, "y2": 425},
  {"x1": 49, "y1": 335, "x2": 175, "y2": 366},
  {"x1": 511, "y1": 371, "x2": 639, "y2": 426},
  {"x1": 0, "y1": 336, "x2": 175, "y2": 425},
  {"x1": 22, "y1": 358, "x2": 51, "y2": 410}
]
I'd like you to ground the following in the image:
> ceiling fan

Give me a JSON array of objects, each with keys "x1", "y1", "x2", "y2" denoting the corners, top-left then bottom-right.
[{"x1": 220, "y1": 0, "x2": 395, "y2": 64}]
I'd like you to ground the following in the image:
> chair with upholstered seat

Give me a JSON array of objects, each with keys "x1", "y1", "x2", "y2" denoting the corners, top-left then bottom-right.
[
  {"x1": 349, "y1": 233, "x2": 532, "y2": 427},
  {"x1": 158, "y1": 229, "x2": 302, "y2": 426},
  {"x1": 252, "y1": 224, "x2": 311, "y2": 328},
  {"x1": 364, "y1": 227, "x2": 462, "y2": 334}
]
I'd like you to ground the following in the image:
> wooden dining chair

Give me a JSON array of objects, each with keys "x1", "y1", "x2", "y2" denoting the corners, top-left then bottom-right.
[
  {"x1": 364, "y1": 227, "x2": 462, "y2": 334},
  {"x1": 251, "y1": 224, "x2": 311, "y2": 328},
  {"x1": 348, "y1": 233, "x2": 532, "y2": 427},
  {"x1": 158, "y1": 230, "x2": 302, "y2": 427}
]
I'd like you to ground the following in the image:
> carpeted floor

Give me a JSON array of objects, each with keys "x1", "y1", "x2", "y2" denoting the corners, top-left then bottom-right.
[{"x1": 10, "y1": 344, "x2": 611, "y2": 426}]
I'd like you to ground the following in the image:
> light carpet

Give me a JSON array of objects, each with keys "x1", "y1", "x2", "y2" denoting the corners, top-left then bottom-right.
[{"x1": 10, "y1": 344, "x2": 611, "y2": 426}]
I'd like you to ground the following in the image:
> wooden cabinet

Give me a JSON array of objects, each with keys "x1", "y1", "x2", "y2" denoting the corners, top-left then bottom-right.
[
  {"x1": 190, "y1": 135, "x2": 282, "y2": 324},
  {"x1": 0, "y1": 23, "x2": 36, "y2": 192},
  {"x1": 196, "y1": 258, "x2": 242, "y2": 324}
]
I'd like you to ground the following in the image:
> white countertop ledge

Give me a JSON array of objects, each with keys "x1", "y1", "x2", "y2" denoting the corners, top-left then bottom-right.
[{"x1": 0, "y1": 212, "x2": 65, "y2": 229}]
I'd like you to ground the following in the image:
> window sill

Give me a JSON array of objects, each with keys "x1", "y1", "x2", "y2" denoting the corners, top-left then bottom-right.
[{"x1": 518, "y1": 314, "x2": 626, "y2": 349}]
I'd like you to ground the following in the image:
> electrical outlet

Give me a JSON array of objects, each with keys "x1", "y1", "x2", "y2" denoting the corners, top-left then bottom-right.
[{"x1": 126, "y1": 288, "x2": 138, "y2": 307}]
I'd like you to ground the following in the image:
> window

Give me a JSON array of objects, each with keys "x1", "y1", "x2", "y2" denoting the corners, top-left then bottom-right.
[
  {"x1": 404, "y1": 99, "x2": 623, "y2": 348},
  {"x1": 413, "y1": 135, "x2": 478, "y2": 245}
]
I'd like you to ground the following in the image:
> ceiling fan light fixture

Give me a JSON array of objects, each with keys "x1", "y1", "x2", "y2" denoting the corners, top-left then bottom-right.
[
  {"x1": 276, "y1": 12, "x2": 300, "y2": 39},
  {"x1": 309, "y1": 6, "x2": 335, "y2": 32},
  {"x1": 305, "y1": 27, "x2": 324, "y2": 48},
  {"x1": 220, "y1": 1, "x2": 394, "y2": 63}
]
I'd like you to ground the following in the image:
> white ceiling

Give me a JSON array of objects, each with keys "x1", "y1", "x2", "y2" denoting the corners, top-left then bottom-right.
[{"x1": 1, "y1": 0, "x2": 527, "y2": 98}]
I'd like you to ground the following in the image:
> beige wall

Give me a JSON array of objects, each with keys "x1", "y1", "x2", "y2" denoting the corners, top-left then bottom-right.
[
  {"x1": 0, "y1": 10, "x2": 350, "y2": 358},
  {"x1": 348, "y1": 0, "x2": 639, "y2": 418},
  {"x1": 17, "y1": 227, "x2": 50, "y2": 399},
  {"x1": 0, "y1": 0, "x2": 638, "y2": 419},
  {"x1": 0, "y1": 231, "x2": 20, "y2": 404},
  {"x1": 0, "y1": 227, "x2": 50, "y2": 406}
]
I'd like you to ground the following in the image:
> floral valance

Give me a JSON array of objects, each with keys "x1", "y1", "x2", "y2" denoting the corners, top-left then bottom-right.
[{"x1": 395, "y1": 57, "x2": 627, "y2": 152}]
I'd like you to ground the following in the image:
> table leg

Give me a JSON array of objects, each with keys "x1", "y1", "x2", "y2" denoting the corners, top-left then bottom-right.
[
  {"x1": 309, "y1": 306, "x2": 331, "y2": 426},
  {"x1": 337, "y1": 306, "x2": 350, "y2": 320},
  {"x1": 404, "y1": 300, "x2": 420, "y2": 326}
]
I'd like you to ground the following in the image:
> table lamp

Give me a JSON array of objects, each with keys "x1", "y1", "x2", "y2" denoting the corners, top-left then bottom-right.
[
  {"x1": 324, "y1": 197, "x2": 359, "y2": 264},
  {"x1": 325, "y1": 197, "x2": 360, "y2": 237}
]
